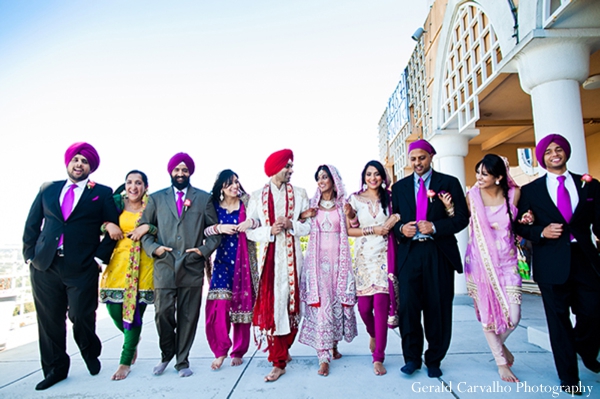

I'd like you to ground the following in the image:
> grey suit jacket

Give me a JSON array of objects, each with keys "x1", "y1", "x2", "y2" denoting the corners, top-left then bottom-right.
[{"x1": 141, "y1": 185, "x2": 220, "y2": 289}]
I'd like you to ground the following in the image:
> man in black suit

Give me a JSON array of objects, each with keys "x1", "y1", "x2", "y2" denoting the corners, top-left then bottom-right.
[
  {"x1": 515, "y1": 133, "x2": 600, "y2": 395},
  {"x1": 392, "y1": 139, "x2": 468, "y2": 378},
  {"x1": 23, "y1": 142, "x2": 118, "y2": 390}
]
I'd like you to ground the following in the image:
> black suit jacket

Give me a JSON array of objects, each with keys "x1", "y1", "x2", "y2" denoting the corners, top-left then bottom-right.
[
  {"x1": 514, "y1": 172, "x2": 600, "y2": 284},
  {"x1": 23, "y1": 180, "x2": 119, "y2": 272},
  {"x1": 392, "y1": 170, "x2": 469, "y2": 274}
]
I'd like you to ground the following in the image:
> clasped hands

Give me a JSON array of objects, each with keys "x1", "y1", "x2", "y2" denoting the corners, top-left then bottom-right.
[
  {"x1": 402, "y1": 220, "x2": 434, "y2": 238},
  {"x1": 271, "y1": 216, "x2": 293, "y2": 235},
  {"x1": 105, "y1": 222, "x2": 149, "y2": 241},
  {"x1": 219, "y1": 219, "x2": 254, "y2": 235}
]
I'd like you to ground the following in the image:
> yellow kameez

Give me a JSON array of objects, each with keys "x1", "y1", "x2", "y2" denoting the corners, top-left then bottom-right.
[{"x1": 100, "y1": 210, "x2": 154, "y2": 304}]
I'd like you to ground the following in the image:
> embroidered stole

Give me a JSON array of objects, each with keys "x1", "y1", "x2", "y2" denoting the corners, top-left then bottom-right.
[
  {"x1": 252, "y1": 183, "x2": 299, "y2": 336},
  {"x1": 230, "y1": 201, "x2": 256, "y2": 323},
  {"x1": 122, "y1": 192, "x2": 149, "y2": 330}
]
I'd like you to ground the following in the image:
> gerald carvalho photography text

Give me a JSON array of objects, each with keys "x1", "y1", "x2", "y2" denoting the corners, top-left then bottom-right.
[{"x1": 411, "y1": 381, "x2": 595, "y2": 397}]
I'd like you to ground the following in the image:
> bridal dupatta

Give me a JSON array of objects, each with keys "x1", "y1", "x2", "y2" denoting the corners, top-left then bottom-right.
[{"x1": 465, "y1": 184, "x2": 517, "y2": 334}]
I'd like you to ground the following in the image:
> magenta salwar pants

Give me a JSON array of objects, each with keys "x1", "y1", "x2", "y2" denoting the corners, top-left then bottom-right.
[
  {"x1": 205, "y1": 299, "x2": 251, "y2": 359},
  {"x1": 358, "y1": 293, "x2": 390, "y2": 363}
]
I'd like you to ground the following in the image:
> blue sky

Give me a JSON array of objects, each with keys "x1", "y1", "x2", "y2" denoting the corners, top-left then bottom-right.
[{"x1": 0, "y1": 1, "x2": 429, "y2": 246}]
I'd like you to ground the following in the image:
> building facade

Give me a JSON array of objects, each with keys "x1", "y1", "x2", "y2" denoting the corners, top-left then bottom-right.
[{"x1": 380, "y1": 0, "x2": 600, "y2": 292}]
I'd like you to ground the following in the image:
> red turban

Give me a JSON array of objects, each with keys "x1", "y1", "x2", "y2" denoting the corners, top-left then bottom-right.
[
  {"x1": 64, "y1": 142, "x2": 100, "y2": 173},
  {"x1": 264, "y1": 149, "x2": 293, "y2": 177},
  {"x1": 535, "y1": 133, "x2": 571, "y2": 169},
  {"x1": 408, "y1": 139, "x2": 436, "y2": 156},
  {"x1": 167, "y1": 152, "x2": 195, "y2": 175}
]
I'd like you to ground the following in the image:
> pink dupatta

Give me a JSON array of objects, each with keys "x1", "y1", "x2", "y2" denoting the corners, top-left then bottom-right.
[{"x1": 465, "y1": 185, "x2": 516, "y2": 334}]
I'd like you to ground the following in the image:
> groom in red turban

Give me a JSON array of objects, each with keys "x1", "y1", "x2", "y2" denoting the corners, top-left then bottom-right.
[
  {"x1": 246, "y1": 149, "x2": 310, "y2": 382},
  {"x1": 23, "y1": 142, "x2": 119, "y2": 390}
]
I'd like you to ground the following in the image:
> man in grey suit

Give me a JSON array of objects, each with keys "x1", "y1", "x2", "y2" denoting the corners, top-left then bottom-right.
[{"x1": 141, "y1": 152, "x2": 220, "y2": 377}]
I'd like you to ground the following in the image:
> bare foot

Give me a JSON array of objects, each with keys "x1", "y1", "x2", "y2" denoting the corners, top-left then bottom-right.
[
  {"x1": 498, "y1": 364, "x2": 519, "y2": 383},
  {"x1": 502, "y1": 345, "x2": 514, "y2": 367},
  {"x1": 111, "y1": 365, "x2": 130, "y2": 381},
  {"x1": 264, "y1": 367, "x2": 286, "y2": 382},
  {"x1": 152, "y1": 361, "x2": 170, "y2": 375},
  {"x1": 374, "y1": 361, "x2": 386, "y2": 376},
  {"x1": 318, "y1": 362, "x2": 329, "y2": 376},
  {"x1": 332, "y1": 347, "x2": 342, "y2": 360},
  {"x1": 369, "y1": 337, "x2": 375, "y2": 354},
  {"x1": 211, "y1": 356, "x2": 226, "y2": 370},
  {"x1": 231, "y1": 357, "x2": 243, "y2": 367}
]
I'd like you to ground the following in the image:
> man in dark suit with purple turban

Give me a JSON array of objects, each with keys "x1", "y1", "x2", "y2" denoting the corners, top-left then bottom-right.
[
  {"x1": 515, "y1": 133, "x2": 600, "y2": 395},
  {"x1": 23, "y1": 142, "x2": 119, "y2": 390}
]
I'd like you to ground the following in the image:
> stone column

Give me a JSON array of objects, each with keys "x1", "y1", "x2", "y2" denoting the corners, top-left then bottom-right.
[
  {"x1": 430, "y1": 132, "x2": 473, "y2": 295},
  {"x1": 516, "y1": 39, "x2": 590, "y2": 174}
]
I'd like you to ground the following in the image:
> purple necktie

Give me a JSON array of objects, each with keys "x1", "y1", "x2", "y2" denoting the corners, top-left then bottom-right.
[
  {"x1": 556, "y1": 176, "x2": 572, "y2": 223},
  {"x1": 416, "y1": 177, "x2": 428, "y2": 222},
  {"x1": 58, "y1": 184, "x2": 77, "y2": 247},
  {"x1": 176, "y1": 191, "x2": 185, "y2": 217}
]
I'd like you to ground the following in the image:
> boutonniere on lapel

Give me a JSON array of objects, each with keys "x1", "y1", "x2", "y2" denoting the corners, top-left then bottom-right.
[
  {"x1": 427, "y1": 189, "x2": 436, "y2": 203},
  {"x1": 87, "y1": 180, "x2": 96, "y2": 190},
  {"x1": 581, "y1": 173, "x2": 593, "y2": 188},
  {"x1": 183, "y1": 198, "x2": 192, "y2": 212}
]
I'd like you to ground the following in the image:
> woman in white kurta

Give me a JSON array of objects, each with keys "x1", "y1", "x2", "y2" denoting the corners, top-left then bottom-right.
[{"x1": 346, "y1": 160, "x2": 399, "y2": 376}]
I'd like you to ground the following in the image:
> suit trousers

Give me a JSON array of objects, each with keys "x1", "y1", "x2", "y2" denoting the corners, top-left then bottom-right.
[
  {"x1": 29, "y1": 256, "x2": 102, "y2": 378},
  {"x1": 537, "y1": 243, "x2": 600, "y2": 385},
  {"x1": 154, "y1": 286, "x2": 203, "y2": 370},
  {"x1": 398, "y1": 240, "x2": 454, "y2": 368}
]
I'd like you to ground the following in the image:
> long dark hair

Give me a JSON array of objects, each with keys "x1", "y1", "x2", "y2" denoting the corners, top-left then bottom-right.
[
  {"x1": 476, "y1": 154, "x2": 512, "y2": 223},
  {"x1": 211, "y1": 169, "x2": 246, "y2": 203},
  {"x1": 361, "y1": 160, "x2": 389, "y2": 215},
  {"x1": 114, "y1": 169, "x2": 149, "y2": 195},
  {"x1": 314, "y1": 165, "x2": 336, "y2": 199}
]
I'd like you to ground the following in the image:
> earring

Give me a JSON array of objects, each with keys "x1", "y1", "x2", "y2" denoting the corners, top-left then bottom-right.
[
  {"x1": 362, "y1": 183, "x2": 367, "y2": 191},
  {"x1": 495, "y1": 181, "x2": 500, "y2": 185},
  {"x1": 382, "y1": 182, "x2": 387, "y2": 189},
  {"x1": 219, "y1": 190, "x2": 224, "y2": 201}
]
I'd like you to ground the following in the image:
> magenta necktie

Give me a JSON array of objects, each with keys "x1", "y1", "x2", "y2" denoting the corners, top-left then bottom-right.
[
  {"x1": 556, "y1": 176, "x2": 572, "y2": 223},
  {"x1": 176, "y1": 191, "x2": 185, "y2": 217},
  {"x1": 58, "y1": 184, "x2": 77, "y2": 247},
  {"x1": 557, "y1": 176, "x2": 575, "y2": 241},
  {"x1": 416, "y1": 177, "x2": 428, "y2": 222}
]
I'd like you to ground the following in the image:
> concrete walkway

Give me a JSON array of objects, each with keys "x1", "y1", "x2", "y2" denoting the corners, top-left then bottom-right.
[{"x1": 0, "y1": 294, "x2": 598, "y2": 398}]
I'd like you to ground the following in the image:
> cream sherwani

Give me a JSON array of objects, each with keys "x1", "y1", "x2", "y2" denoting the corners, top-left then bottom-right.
[{"x1": 246, "y1": 182, "x2": 310, "y2": 336}]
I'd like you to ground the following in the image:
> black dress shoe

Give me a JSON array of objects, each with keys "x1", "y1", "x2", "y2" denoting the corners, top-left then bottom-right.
[
  {"x1": 400, "y1": 361, "x2": 421, "y2": 375},
  {"x1": 86, "y1": 358, "x2": 101, "y2": 375},
  {"x1": 582, "y1": 358, "x2": 600, "y2": 373},
  {"x1": 35, "y1": 373, "x2": 67, "y2": 390},
  {"x1": 560, "y1": 382, "x2": 582, "y2": 396},
  {"x1": 427, "y1": 366, "x2": 443, "y2": 378}
]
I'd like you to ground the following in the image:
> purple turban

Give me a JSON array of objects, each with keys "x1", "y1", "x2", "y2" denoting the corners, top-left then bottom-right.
[
  {"x1": 408, "y1": 139, "x2": 436, "y2": 156},
  {"x1": 64, "y1": 142, "x2": 100, "y2": 173},
  {"x1": 167, "y1": 152, "x2": 195, "y2": 175},
  {"x1": 264, "y1": 149, "x2": 293, "y2": 177},
  {"x1": 535, "y1": 134, "x2": 571, "y2": 169}
]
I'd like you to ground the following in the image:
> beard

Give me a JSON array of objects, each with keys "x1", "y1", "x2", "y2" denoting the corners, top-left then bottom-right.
[
  {"x1": 67, "y1": 169, "x2": 90, "y2": 183},
  {"x1": 171, "y1": 175, "x2": 190, "y2": 191}
]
